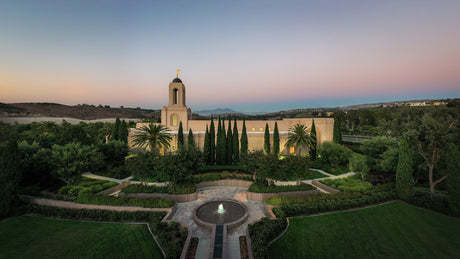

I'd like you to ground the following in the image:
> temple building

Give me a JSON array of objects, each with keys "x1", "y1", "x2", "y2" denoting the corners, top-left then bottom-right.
[{"x1": 129, "y1": 76, "x2": 334, "y2": 154}]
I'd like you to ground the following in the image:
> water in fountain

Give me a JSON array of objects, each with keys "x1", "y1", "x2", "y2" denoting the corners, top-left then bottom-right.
[{"x1": 217, "y1": 203, "x2": 225, "y2": 214}]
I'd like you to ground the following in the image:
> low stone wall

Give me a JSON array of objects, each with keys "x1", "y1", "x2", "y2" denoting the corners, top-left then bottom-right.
[
  {"x1": 98, "y1": 181, "x2": 131, "y2": 196},
  {"x1": 247, "y1": 189, "x2": 321, "y2": 202},
  {"x1": 311, "y1": 180, "x2": 340, "y2": 193},
  {"x1": 195, "y1": 179, "x2": 252, "y2": 188},
  {"x1": 20, "y1": 195, "x2": 171, "y2": 213},
  {"x1": 118, "y1": 192, "x2": 198, "y2": 203}
]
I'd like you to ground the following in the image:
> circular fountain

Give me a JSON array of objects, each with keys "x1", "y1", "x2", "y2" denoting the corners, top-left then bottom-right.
[{"x1": 193, "y1": 200, "x2": 248, "y2": 229}]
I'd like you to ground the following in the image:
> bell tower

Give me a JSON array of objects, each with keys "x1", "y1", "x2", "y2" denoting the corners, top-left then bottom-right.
[{"x1": 161, "y1": 72, "x2": 192, "y2": 131}]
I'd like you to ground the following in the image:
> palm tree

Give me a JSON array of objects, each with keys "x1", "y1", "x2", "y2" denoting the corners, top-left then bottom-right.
[
  {"x1": 284, "y1": 124, "x2": 316, "y2": 156},
  {"x1": 132, "y1": 123, "x2": 172, "y2": 153}
]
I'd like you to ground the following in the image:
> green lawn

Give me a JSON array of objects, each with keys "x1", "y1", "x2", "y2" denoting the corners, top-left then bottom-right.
[
  {"x1": 282, "y1": 169, "x2": 328, "y2": 181},
  {"x1": 269, "y1": 201, "x2": 460, "y2": 259},
  {"x1": 0, "y1": 216, "x2": 164, "y2": 259}
]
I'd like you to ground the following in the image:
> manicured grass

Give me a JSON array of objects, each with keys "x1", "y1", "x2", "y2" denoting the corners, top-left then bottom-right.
[
  {"x1": 0, "y1": 216, "x2": 164, "y2": 259},
  {"x1": 269, "y1": 201, "x2": 460, "y2": 259},
  {"x1": 282, "y1": 169, "x2": 327, "y2": 181}
]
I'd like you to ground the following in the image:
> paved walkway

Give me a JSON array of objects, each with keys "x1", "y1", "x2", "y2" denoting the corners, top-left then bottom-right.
[{"x1": 82, "y1": 173, "x2": 132, "y2": 184}]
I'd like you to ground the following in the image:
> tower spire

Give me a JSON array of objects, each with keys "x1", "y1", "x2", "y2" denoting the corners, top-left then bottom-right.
[{"x1": 176, "y1": 69, "x2": 180, "y2": 78}]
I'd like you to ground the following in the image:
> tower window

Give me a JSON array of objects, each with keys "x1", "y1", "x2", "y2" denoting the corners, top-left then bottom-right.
[
  {"x1": 173, "y1": 88, "x2": 178, "y2": 104},
  {"x1": 172, "y1": 116, "x2": 177, "y2": 126}
]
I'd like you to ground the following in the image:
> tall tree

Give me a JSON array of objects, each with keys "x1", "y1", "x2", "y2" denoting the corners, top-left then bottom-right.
[
  {"x1": 233, "y1": 119, "x2": 240, "y2": 163},
  {"x1": 241, "y1": 118, "x2": 248, "y2": 157},
  {"x1": 285, "y1": 124, "x2": 315, "y2": 156},
  {"x1": 209, "y1": 117, "x2": 216, "y2": 164},
  {"x1": 203, "y1": 125, "x2": 211, "y2": 164},
  {"x1": 177, "y1": 121, "x2": 184, "y2": 151},
  {"x1": 396, "y1": 138, "x2": 414, "y2": 199},
  {"x1": 273, "y1": 122, "x2": 280, "y2": 156},
  {"x1": 112, "y1": 118, "x2": 121, "y2": 140},
  {"x1": 445, "y1": 143, "x2": 460, "y2": 215},
  {"x1": 333, "y1": 117, "x2": 342, "y2": 143},
  {"x1": 132, "y1": 123, "x2": 172, "y2": 153},
  {"x1": 118, "y1": 120, "x2": 129, "y2": 143},
  {"x1": 187, "y1": 128, "x2": 196, "y2": 150},
  {"x1": 309, "y1": 120, "x2": 317, "y2": 160},
  {"x1": 226, "y1": 117, "x2": 233, "y2": 164},
  {"x1": 221, "y1": 118, "x2": 227, "y2": 164},
  {"x1": 0, "y1": 140, "x2": 21, "y2": 218},
  {"x1": 264, "y1": 123, "x2": 270, "y2": 154},
  {"x1": 216, "y1": 117, "x2": 223, "y2": 164}
]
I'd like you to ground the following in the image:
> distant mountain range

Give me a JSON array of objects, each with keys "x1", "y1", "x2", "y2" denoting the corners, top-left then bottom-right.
[{"x1": 194, "y1": 108, "x2": 266, "y2": 116}]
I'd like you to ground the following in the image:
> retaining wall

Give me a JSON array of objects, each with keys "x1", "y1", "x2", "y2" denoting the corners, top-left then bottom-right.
[
  {"x1": 311, "y1": 180, "x2": 340, "y2": 193},
  {"x1": 194, "y1": 179, "x2": 252, "y2": 188},
  {"x1": 98, "y1": 181, "x2": 131, "y2": 196},
  {"x1": 247, "y1": 189, "x2": 320, "y2": 202},
  {"x1": 118, "y1": 192, "x2": 198, "y2": 203}
]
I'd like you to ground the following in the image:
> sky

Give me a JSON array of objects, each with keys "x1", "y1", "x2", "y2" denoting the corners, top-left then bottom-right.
[{"x1": 1, "y1": 0, "x2": 459, "y2": 112}]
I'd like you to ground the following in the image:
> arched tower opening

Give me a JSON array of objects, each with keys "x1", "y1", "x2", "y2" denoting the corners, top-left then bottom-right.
[{"x1": 173, "y1": 88, "x2": 178, "y2": 104}]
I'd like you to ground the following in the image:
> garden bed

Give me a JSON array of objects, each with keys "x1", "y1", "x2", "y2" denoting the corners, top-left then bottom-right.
[
  {"x1": 320, "y1": 175, "x2": 372, "y2": 192},
  {"x1": 122, "y1": 182, "x2": 197, "y2": 194},
  {"x1": 249, "y1": 181, "x2": 316, "y2": 193}
]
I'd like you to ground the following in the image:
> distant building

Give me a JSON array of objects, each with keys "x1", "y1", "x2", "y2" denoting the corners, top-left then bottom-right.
[{"x1": 129, "y1": 76, "x2": 334, "y2": 154}]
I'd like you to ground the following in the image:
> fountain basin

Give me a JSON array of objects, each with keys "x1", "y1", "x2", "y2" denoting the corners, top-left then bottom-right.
[{"x1": 193, "y1": 200, "x2": 248, "y2": 229}]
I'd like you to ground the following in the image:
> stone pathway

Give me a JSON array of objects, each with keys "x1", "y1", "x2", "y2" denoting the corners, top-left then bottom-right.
[
  {"x1": 82, "y1": 173, "x2": 132, "y2": 184},
  {"x1": 171, "y1": 186, "x2": 266, "y2": 259}
]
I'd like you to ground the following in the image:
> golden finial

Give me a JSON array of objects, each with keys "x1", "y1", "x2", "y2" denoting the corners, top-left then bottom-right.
[{"x1": 176, "y1": 69, "x2": 180, "y2": 78}]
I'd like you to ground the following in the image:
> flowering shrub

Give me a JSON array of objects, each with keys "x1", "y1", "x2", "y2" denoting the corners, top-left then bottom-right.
[
  {"x1": 186, "y1": 237, "x2": 199, "y2": 259},
  {"x1": 239, "y1": 236, "x2": 249, "y2": 259}
]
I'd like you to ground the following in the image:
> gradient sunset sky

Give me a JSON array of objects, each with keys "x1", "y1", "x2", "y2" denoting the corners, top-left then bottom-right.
[{"x1": 1, "y1": 0, "x2": 459, "y2": 112}]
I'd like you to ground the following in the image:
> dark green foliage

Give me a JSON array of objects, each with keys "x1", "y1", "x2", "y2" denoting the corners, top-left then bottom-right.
[
  {"x1": 75, "y1": 192, "x2": 174, "y2": 208},
  {"x1": 98, "y1": 140, "x2": 129, "y2": 173},
  {"x1": 248, "y1": 181, "x2": 316, "y2": 193},
  {"x1": 216, "y1": 117, "x2": 223, "y2": 164},
  {"x1": 264, "y1": 123, "x2": 270, "y2": 154},
  {"x1": 349, "y1": 153, "x2": 369, "y2": 180},
  {"x1": 203, "y1": 125, "x2": 211, "y2": 164},
  {"x1": 318, "y1": 142, "x2": 352, "y2": 168},
  {"x1": 187, "y1": 128, "x2": 196, "y2": 150},
  {"x1": 284, "y1": 124, "x2": 315, "y2": 156},
  {"x1": 333, "y1": 117, "x2": 342, "y2": 143},
  {"x1": 196, "y1": 164, "x2": 245, "y2": 172},
  {"x1": 191, "y1": 172, "x2": 253, "y2": 183},
  {"x1": 122, "y1": 182, "x2": 197, "y2": 195},
  {"x1": 131, "y1": 123, "x2": 172, "y2": 152},
  {"x1": 58, "y1": 178, "x2": 117, "y2": 197},
  {"x1": 118, "y1": 120, "x2": 129, "y2": 142},
  {"x1": 177, "y1": 122, "x2": 184, "y2": 151},
  {"x1": 209, "y1": 117, "x2": 216, "y2": 164},
  {"x1": 226, "y1": 118, "x2": 233, "y2": 164},
  {"x1": 221, "y1": 118, "x2": 227, "y2": 164},
  {"x1": 405, "y1": 191, "x2": 452, "y2": 216},
  {"x1": 126, "y1": 152, "x2": 161, "y2": 182},
  {"x1": 321, "y1": 175, "x2": 373, "y2": 192},
  {"x1": 309, "y1": 120, "x2": 317, "y2": 159},
  {"x1": 396, "y1": 138, "x2": 414, "y2": 199},
  {"x1": 0, "y1": 140, "x2": 21, "y2": 218},
  {"x1": 26, "y1": 204, "x2": 166, "y2": 222},
  {"x1": 271, "y1": 122, "x2": 279, "y2": 157},
  {"x1": 233, "y1": 119, "x2": 240, "y2": 163},
  {"x1": 151, "y1": 220, "x2": 188, "y2": 259},
  {"x1": 445, "y1": 143, "x2": 460, "y2": 215},
  {"x1": 249, "y1": 217, "x2": 287, "y2": 259},
  {"x1": 112, "y1": 118, "x2": 121, "y2": 140},
  {"x1": 240, "y1": 118, "x2": 248, "y2": 157}
]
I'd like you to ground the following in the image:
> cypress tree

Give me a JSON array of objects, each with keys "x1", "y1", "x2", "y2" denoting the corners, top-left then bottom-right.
[
  {"x1": 273, "y1": 122, "x2": 280, "y2": 156},
  {"x1": 241, "y1": 118, "x2": 248, "y2": 157},
  {"x1": 0, "y1": 140, "x2": 21, "y2": 218},
  {"x1": 119, "y1": 120, "x2": 129, "y2": 143},
  {"x1": 446, "y1": 143, "x2": 460, "y2": 215},
  {"x1": 216, "y1": 117, "x2": 223, "y2": 164},
  {"x1": 178, "y1": 121, "x2": 184, "y2": 151},
  {"x1": 112, "y1": 118, "x2": 121, "y2": 140},
  {"x1": 187, "y1": 128, "x2": 196, "y2": 150},
  {"x1": 210, "y1": 117, "x2": 216, "y2": 164},
  {"x1": 221, "y1": 118, "x2": 226, "y2": 164},
  {"x1": 233, "y1": 119, "x2": 239, "y2": 163},
  {"x1": 309, "y1": 119, "x2": 317, "y2": 160},
  {"x1": 333, "y1": 117, "x2": 342, "y2": 143},
  {"x1": 396, "y1": 138, "x2": 414, "y2": 200},
  {"x1": 264, "y1": 123, "x2": 270, "y2": 154},
  {"x1": 226, "y1": 117, "x2": 233, "y2": 164},
  {"x1": 203, "y1": 125, "x2": 211, "y2": 164}
]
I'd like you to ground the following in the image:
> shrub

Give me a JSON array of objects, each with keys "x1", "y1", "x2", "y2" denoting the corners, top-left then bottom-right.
[
  {"x1": 249, "y1": 217, "x2": 287, "y2": 259},
  {"x1": 151, "y1": 221, "x2": 188, "y2": 259},
  {"x1": 248, "y1": 180, "x2": 316, "y2": 193},
  {"x1": 318, "y1": 142, "x2": 352, "y2": 168},
  {"x1": 191, "y1": 172, "x2": 253, "y2": 183},
  {"x1": 239, "y1": 236, "x2": 249, "y2": 259},
  {"x1": 321, "y1": 175, "x2": 373, "y2": 192},
  {"x1": 186, "y1": 237, "x2": 199, "y2": 259},
  {"x1": 405, "y1": 191, "x2": 452, "y2": 216},
  {"x1": 122, "y1": 182, "x2": 197, "y2": 195},
  {"x1": 75, "y1": 192, "x2": 174, "y2": 208}
]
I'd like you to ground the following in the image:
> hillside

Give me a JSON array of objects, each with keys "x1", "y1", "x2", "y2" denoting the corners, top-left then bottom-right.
[{"x1": 0, "y1": 103, "x2": 160, "y2": 120}]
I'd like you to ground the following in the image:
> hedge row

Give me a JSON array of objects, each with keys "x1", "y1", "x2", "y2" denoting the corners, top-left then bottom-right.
[
  {"x1": 151, "y1": 221, "x2": 188, "y2": 259},
  {"x1": 197, "y1": 164, "x2": 247, "y2": 173},
  {"x1": 122, "y1": 182, "x2": 197, "y2": 195},
  {"x1": 25, "y1": 204, "x2": 166, "y2": 222},
  {"x1": 405, "y1": 191, "x2": 454, "y2": 216},
  {"x1": 191, "y1": 172, "x2": 253, "y2": 183},
  {"x1": 248, "y1": 181, "x2": 316, "y2": 193},
  {"x1": 248, "y1": 217, "x2": 287, "y2": 259},
  {"x1": 75, "y1": 192, "x2": 175, "y2": 208},
  {"x1": 273, "y1": 188, "x2": 397, "y2": 218}
]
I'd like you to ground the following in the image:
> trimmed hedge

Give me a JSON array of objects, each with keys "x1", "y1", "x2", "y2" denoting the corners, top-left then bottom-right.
[
  {"x1": 26, "y1": 204, "x2": 166, "y2": 222},
  {"x1": 272, "y1": 184, "x2": 397, "y2": 217},
  {"x1": 405, "y1": 191, "x2": 454, "y2": 216},
  {"x1": 197, "y1": 164, "x2": 247, "y2": 173},
  {"x1": 321, "y1": 176, "x2": 373, "y2": 192},
  {"x1": 122, "y1": 182, "x2": 197, "y2": 195},
  {"x1": 151, "y1": 221, "x2": 188, "y2": 259},
  {"x1": 75, "y1": 191, "x2": 174, "y2": 208},
  {"x1": 191, "y1": 172, "x2": 253, "y2": 183},
  {"x1": 249, "y1": 217, "x2": 287, "y2": 259},
  {"x1": 248, "y1": 181, "x2": 316, "y2": 193}
]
